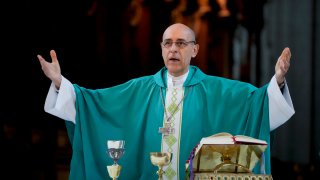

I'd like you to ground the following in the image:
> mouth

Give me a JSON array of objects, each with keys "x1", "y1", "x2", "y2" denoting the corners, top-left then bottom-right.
[{"x1": 169, "y1": 57, "x2": 180, "y2": 62}]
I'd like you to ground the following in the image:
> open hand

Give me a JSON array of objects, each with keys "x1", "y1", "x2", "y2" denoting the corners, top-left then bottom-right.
[
  {"x1": 37, "y1": 50, "x2": 62, "y2": 89},
  {"x1": 275, "y1": 47, "x2": 291, "y2": 85}
]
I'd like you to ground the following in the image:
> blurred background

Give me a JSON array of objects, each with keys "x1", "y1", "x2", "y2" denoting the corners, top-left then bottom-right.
[{"x1": 1, "y1": 0, "x2": 320, "y2": 179}]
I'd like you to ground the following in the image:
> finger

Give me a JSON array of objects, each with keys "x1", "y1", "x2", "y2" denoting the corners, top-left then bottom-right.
[
  {"x1": 283, "y1": 55, "x2": 291, "y2": 68},
  {"x1": 280, "y1": 48, "x2": 288, "y2": 61},
  {"x1": 285, "y1": 47, "x2": 291, "y2": 55},
  {"x1": 284, "y1": 47, "x2": 291, "y2": 63},
  {"x1": 50, "y1": 50, "x2": 58, "y2": 63},
  {"x1": 37, "y1": 55, "x2": 49, "y2": 71},
  {"x1": 37, "y1": 55, "x2": 47, "y2": 66},
  {"x1": 37, "y1": 54, "x2": 44, "y2": 62}
]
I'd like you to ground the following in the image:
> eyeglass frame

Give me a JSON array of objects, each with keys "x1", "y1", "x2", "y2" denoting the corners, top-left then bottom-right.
[{"x1": 160, "y1": 40, "x2": 196, "y2": 49}]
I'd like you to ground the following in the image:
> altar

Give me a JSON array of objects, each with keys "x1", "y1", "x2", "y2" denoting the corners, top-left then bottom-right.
[{"x1": 185, "y1": 133, "x2": 273, "y2": 180}]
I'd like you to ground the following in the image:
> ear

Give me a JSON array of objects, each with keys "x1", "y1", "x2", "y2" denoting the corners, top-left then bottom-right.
[{"x1": 192, "y1": 44, "x2": 199, "y2": 58}]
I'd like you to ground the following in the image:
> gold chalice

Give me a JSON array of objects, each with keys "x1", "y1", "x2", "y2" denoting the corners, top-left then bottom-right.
[{"x1": 150, "y1": 152, "x2": 172, "y2": 180}]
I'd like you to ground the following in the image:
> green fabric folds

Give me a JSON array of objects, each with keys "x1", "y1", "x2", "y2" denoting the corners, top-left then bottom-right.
[{"x1": 65, "y1": 66, "x2": 270, "y2": 180}]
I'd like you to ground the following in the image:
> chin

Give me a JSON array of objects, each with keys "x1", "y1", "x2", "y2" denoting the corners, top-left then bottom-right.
[{"x1": 167, "y1": 66, "x2": 179, "y2": 72}]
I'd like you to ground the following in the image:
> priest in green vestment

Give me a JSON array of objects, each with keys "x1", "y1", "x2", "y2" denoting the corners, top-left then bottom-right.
[{"x1": 37, "y1": 23, "x2": 295, "y2": 180}]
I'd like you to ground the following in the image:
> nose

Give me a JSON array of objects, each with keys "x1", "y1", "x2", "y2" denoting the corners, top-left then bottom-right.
[{"x1": 169, "y1": 42, "x2": 179, "y2": 52}]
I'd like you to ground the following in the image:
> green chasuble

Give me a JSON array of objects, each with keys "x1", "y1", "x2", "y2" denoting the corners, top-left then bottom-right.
[{"x1": 65, "y1": 66, "x2": 271, "y2": 180}]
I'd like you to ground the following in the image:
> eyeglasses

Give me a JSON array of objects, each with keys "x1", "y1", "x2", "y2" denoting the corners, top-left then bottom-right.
[{"x1": 161, "y1": 40, "x2": 196, "y2": 49}]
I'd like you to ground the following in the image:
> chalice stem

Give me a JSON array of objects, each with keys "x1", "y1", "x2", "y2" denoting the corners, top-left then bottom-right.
[{"x1": 157, "y1": 167, "x2": 164, "y2": 180}]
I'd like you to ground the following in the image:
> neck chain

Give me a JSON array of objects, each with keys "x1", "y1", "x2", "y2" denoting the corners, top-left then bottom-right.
[{"x1": 160, "y1": 86, "x2": 192, "y2": 123}]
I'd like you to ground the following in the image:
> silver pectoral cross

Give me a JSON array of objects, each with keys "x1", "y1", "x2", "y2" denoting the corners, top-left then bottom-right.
[{"x1": 158, "y1": 123, "x2": 175, "y2": 136}]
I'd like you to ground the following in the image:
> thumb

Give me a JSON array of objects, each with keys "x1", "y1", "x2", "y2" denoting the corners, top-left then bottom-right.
[{"x1": 37, "y1": 54, "x2": 44, "y2": 62}]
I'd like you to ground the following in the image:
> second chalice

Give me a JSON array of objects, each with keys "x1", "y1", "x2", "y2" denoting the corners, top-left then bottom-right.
[{"x1": 150, "y1": 152, "x2": 172, "y2": 180}]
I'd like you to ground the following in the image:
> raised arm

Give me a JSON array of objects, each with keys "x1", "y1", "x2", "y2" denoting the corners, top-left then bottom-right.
[
  {"x1": 268, "y1": 47, "x2": 295, "y2": 131},
  {"x1": 37, "y1": 50, "x2": 62, "y2": 89},
  {"x1": 37, "y1": 50, "x2": 76, "y2": 123}
]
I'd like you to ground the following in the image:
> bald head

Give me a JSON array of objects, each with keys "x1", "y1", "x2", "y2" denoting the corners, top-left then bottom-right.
[
  {"x1": 161, "y1": 23, "x2": 199, "y2": 77},
  {"x1": 162, "y1": 23, "x2": 196, "y2": 42}
]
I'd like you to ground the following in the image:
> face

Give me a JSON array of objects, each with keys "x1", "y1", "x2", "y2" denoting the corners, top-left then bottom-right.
[{"x1": 161, "y1": 23, "x2": 199, "y2": 77}]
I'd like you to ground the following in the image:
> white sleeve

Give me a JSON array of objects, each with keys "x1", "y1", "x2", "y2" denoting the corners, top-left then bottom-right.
[
  {"x1": 267, "y1": 75, "x2": 295, "y2": 131},
  {"x1": 44, "y1": 76, "x2": 76, "y2": 124}
]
